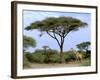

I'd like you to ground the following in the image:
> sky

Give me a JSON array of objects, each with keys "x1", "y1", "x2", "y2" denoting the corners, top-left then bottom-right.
[{"x1": 23, "y1": 10, "x2": 91, "y2": 52}]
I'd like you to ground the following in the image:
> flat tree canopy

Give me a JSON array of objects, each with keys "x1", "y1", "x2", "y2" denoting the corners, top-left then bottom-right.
[
  {"x1": 26, "y1": 16, "x2": 87, "y2": 33},
  {"x1": 76, "y1": 41, "x2": 91, "y2": 51}
]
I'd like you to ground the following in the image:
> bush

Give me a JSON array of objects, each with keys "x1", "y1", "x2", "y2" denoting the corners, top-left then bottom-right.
[
  {"x1": 63, "y1": 52, "x2": 76, "y2": 63},
  {"x1": 77, "y1": 50, "x2": 91, "y2": 59},
  {"x1": 32, "y1": 52, "x2": 46, "y2": 63},
  {"x1": 47, "y1": 54, "x2": 61, "y2": 63},
  {"x1": 23, "y1": 53, "x2": 31, "y2": 68},
  {"x1": 24, "y1": 50, "x2": 84, "y2": 64},
  {"x1": 32, "y1": 49, "x2": 59, "y2": 63},
  {"x1": 83, "y1": 52, "x2": 91, "y2": 59},
  {"x1": 25, "y1": 51, "x2": 46, "y2": 63},
  {"x1": 25, "y1": 52, "x2": 34, "y2": 62}
]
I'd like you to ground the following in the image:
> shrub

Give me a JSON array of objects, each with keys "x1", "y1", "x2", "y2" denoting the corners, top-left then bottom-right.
[
  {"x1": 47, "y1": 54, "x2": 61, "y2": 63},
  {"x1": 23, "y1": 53, "x2": 31, "y2": 68},
  {"x1": 32, "y1": 52, "x2": 46, "y2": 63},
  {"x1": 82, "y1": 52, "x2": 91, "y2": 59},
  {"x1": 25, "y1": 52, "x2": 35, "y2": 63},
  {"x1": 63, "y1": 52, "x2": 76, "y2": 63},
  {"x1": 77, "y1": 50, "x2": 91, "y2": 59},
  {"x1": 32, "y1": 49, "x2": 59, "y2": 63}
]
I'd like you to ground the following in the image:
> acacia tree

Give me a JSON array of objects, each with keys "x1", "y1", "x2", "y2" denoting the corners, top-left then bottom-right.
[
  {"x1": 76, "y1": 41, "x2": 91, "y2": 52},
  {"x1": 42, "y1": 45, "x2": 50, "y2": 63},
  {"x1": 25, "y1": 16, "x2": 88, "y2": 62},
  {"x1": 23, "y1": 35, "x2": 36, "y2": 51},
  {"x1": 42, "y1": 45, "x2": 49, "y2": 54}
]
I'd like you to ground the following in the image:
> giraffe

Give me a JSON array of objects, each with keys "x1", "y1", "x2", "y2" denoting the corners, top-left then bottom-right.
[
  {"x1": 71, "y1": 48, "x2": 82, "y2": 62},
  {"x1": 75, "y1": 52, "x2": 82, "y2": 62}
]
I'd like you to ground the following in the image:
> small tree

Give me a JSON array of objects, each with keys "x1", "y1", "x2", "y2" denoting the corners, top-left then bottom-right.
[
  {"x1": 42, "y1": 45, "x2": 49, "y2": 54},
  {"x1": 23, "y1": 35, "x2": 36, "y2": 51},
  {"x1": 76, "y1": 41, "x2": 91, "y2": 52},
  {"x1": 25, "y1": 16, "x2": 88, "y2": 63},
  {"x1": 42, "y1": 45, "x2": 50, "y2": 63}
]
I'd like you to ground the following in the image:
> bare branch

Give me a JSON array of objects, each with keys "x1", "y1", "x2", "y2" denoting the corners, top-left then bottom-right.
[
  {"x1": 46, "y1": 31, "x2": 55, "y2": 39},
  {"x1": 53, "y1": 30, "x2": 61, "y2": 47}
]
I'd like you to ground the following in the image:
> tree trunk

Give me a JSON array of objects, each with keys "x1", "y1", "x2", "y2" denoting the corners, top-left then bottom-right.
[
  {"x1": 44, "y1": 48, "x2": 49, "y2": 63},
  {"x1": 60, "y1": 45, "x2": 65, "y2": 63}
]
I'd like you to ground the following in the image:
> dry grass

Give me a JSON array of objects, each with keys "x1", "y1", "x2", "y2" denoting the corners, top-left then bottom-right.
[{"x1": 24, "y1": 59, "x2": 90, "y2": 69}]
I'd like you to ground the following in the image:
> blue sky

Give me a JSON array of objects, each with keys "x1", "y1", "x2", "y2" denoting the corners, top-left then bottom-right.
[{"x1": 23, "y1": 10, "x2": 91, "y2": 52}]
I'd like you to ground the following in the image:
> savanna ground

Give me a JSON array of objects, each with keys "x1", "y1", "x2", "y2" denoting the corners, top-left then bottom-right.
[
  {"x1": 23, "y1": 49, "x2": 91, "y2": 69},
  {"x1": 24, "y1": 59, "x2": 90, "y2": 69}
]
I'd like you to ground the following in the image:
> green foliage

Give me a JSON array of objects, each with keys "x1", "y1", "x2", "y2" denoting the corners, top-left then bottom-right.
[
  {"x1": 24, "y1": 49, "x2": 59, "y2": 63},
  {"x1": 63, "y1": 51, "x2": 76, "y2": 63},
  {"x1": 25, "y1": 17, "x2": 87, "y2": 33},
  {"x1": 23, "y1": 35, "x2": 36, "y2": 50},
  {"x1": 82, "y1": 50, "x2": 91, "y2": 59},
  {"x1": 45, "y1": 54, "x2": 61, "y2": 63},
  {"x1": 76, "y1": 41, "x2": 91, "y2": 59},
  {"x1": 23, "y1": 53, "x2": 31, "y2": 68},
  {"x1": 25, "y1": 52, "x2": 34, "y2": 62},
  {"x1": 25, "y1": 52, "x2": 45, "y2": 63},
  {"x1": 23, "y1": 49, "x2": 90, "y2": 65},
  {"x1": 76, "y1": 41, "x2": 91, "y2": 51},
  {"x1": 32, "y1": 52, "x2": 46, "y2": 63},
  {"x1": 32, "y1": 49, "x2": 59, "y2": 63}
]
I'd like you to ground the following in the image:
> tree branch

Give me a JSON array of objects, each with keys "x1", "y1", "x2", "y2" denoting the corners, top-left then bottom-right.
[
  {"x1": 46, "y1": 31, "x2": 55, "y2": 39},
  {"x1": 64, "y1": 31, "x2": 70, "y2": 38},
  {"x1": 60, "y1": 35, "x2": 64, "y2": 47},
  {"x1": 46, "y1": 30, "x2": 61, "y2": 47},
  {"x1": 50, "y1": 28, "x2": 62, "y2": 37},
  {"x1": 53, "y1": 30, "x2": 61, "y2": 47}
]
